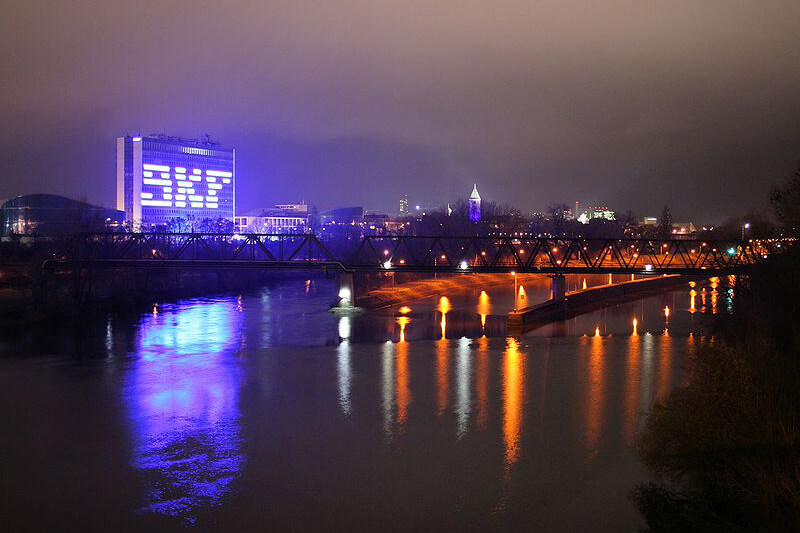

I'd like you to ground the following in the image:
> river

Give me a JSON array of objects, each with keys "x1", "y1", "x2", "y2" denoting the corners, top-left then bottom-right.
[{"x1": 0, "y1": 274, "x2": 727, "y2": 531}]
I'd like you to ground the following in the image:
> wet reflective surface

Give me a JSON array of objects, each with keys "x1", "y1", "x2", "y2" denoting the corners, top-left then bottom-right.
[{"x1": 0, "y1": 275, "x2": 726, "y2": 531}]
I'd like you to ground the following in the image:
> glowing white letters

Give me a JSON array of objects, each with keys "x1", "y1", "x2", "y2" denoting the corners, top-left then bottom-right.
[
  {"x1": 143, "y1": 178, "x2": 172, "y2": 186},
  {"x1": 143, "y1": 164, "x2": 170, "y2": 172}
]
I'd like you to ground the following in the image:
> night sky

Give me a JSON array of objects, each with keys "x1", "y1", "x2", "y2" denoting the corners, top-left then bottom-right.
[{"x1": 3, "y1": 1, "x2": 799, "y2": 221}]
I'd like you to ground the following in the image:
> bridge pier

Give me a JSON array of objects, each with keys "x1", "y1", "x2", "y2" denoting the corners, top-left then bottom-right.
[
  {"x1": 551, "y1": 274, "x2": 566, "y2": 302},
  {"x1": 334, "y1": 271, "x2": 358, "y2": 309}
]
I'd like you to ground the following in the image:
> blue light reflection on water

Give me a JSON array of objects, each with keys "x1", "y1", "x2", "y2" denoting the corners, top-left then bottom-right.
[{"x1": 125, "y1": 298, "x2": 245, "y2": 523}]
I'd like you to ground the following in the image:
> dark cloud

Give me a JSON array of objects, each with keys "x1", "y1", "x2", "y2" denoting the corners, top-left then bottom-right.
[{"x1": 2, "y1": 0, "x2": 799, "y2": 221}]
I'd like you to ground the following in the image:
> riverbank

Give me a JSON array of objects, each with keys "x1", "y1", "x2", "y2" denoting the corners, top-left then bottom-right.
[{"x1": 632, "y1": 248, "x2": 800, "y2": 530}]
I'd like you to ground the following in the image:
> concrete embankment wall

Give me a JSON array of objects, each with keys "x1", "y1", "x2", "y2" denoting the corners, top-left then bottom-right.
[{"x1": 508, "y1": 274, "x2": 693, "y2": 328}]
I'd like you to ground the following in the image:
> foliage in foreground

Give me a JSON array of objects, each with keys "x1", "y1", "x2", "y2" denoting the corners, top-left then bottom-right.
[{"x1": 632, "y1": 247, "x2": 800, "y2": 532}]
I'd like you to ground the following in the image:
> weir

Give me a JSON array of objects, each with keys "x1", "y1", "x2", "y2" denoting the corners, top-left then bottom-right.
[{"x1": 508, "y1": 274, "x2": 691, "y2": 328}]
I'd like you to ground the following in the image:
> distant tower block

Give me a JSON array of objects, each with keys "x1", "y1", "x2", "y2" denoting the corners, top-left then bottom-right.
[{"x1": 469, "y1": 183, "x2": 481, "y2": 222}]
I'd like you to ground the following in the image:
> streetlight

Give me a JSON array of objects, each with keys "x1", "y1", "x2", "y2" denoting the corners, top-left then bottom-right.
[{"x1": 742, "y1": 222, "x2": 750, "y2": 241}]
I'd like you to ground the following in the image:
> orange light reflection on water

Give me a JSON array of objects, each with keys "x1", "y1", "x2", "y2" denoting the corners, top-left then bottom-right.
[
  {"x1": 623, "y1": 333, "x2": 641, "y2": 447},
  {"x1": 503, "y1": 337, "x2": 524, "y2": 474},
  {"x1": 477, "y1": 291, "x2": 490, "y2": 330},
  {"x1": 585, "y1": 332, "x2": 605, "y2": 463},
  {"x1": 476, "y1": 335, "x2": 490, "y2": 430},
  {"x1": 395, "y1": 336, "x2": 410, "y2": 430}
]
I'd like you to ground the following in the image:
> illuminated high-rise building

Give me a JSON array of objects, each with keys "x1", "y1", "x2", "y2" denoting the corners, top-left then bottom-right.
[
  {"x1": 116, "y1": 135, "x2": 235, "y2": 227},
  {"x1": 469, "y1": 183, "x2": 481, "y2": 222},
  {"x1": 399, "y1": 194, "x2": 409, "y2": 215}
]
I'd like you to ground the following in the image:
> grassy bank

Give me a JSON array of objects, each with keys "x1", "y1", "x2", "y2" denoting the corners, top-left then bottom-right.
[{"x1": 632, "y1": 247, "x2": 800, "y2": 531}]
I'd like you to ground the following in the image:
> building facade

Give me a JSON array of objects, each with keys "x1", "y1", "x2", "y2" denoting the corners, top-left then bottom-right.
[
  {"x1": 234, "y1": 204, "x2": 308, "y2": 233},
  {"x1": 116, "y1": 135, "x2": 235, "y2": 227}
]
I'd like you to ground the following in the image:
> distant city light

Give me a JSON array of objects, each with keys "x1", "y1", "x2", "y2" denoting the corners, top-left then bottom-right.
[
  {"x1": 459, "y1": 260, "x2": 469, "y2": 270},
  {"x1": 383, "y1": 260, "x2": 392, "y2": 269}
]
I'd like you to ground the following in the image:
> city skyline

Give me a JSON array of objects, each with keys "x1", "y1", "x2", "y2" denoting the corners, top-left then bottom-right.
[{"x1": 3, "y1": 1, "x2": 800, "y2": 221}]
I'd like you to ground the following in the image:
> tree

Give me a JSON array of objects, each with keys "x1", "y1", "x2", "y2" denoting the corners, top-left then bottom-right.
[
  {"x1": 618, "y1": 209, "x2": 639, "y2": 237},
  {"x1": 657, "y1": 205, "x2": 673, "y2": 238},
  {"x1": 547, "y1": 203, "x2": 570, "y2": 236},
  {"x1": 770, "y1": 166, "x2": 800, "y2": 234},
  {"x1": 166, "y1": 217, "x2": 190, "y2": 233}
]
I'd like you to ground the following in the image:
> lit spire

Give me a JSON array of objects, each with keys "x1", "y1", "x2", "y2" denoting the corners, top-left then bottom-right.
[{"x1": 470, "y1": 183, "x2": 481, "y2": 200}]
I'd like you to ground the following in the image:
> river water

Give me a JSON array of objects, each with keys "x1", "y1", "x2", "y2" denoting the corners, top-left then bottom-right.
[{"x1": 0, "y1": 274, "x2": 727, "y2": 531}]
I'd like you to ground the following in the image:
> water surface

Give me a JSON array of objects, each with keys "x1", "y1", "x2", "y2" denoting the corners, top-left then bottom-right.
[{"x1": 0, "y1": 275, "x2": 727, "y2": 531}]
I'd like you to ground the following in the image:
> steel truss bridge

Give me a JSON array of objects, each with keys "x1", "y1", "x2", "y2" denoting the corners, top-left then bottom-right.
[{"x1": 43, "y1": 233, "x2": 790, "y2": 275}]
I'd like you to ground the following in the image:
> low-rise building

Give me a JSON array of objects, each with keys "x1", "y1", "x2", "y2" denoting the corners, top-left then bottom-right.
[{"x1": 234, "y1": 205, "x2": 308, "y2": 233}]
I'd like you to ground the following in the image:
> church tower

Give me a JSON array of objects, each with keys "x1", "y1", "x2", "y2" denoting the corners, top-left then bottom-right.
[{"x1": 469, "y1": 183, "x2": 481, "y2": 222}]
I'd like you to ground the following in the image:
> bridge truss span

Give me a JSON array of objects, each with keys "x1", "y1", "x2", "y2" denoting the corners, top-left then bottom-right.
[
  {"x1": 350, "y1": 235, "x2": 786, "y2": 274},
  {"x1": 45, "y1": 233, "x2": 791, "y2": 275}
]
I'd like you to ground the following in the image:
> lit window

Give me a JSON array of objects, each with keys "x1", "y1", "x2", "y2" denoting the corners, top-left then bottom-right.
[
  {"x1": 177, "y1": 188, "x2": 186, "y2": 193},
  {"x1": 189, "y1": 176, "x2": 201, "y2": 182},
  {"x1": 163, "y1": 187, "x2": 172, "y2": 193},
  {"x1": 140, "y1": 192, "x2": 153, "y2": 199},
  {"x1": 191, "y1": 202, "x2": 204, "y2": 208},
  {"x1": 143, "y1": 171, "x2": 153, "y2": 178},
  {"x1": 175, "y1": 167, "x2": 186, "y2": 173},
  {"x1": 192, "y1": 169, "x2": 201, "y2": 175},
  {"x1": 206, "y1": 176, "x2": 217, "y2": 182},
  {"x1": 163, "y1": 194, "x2": 173, "y2": 200},
  {"x1": 205, "y1": 196, "x2": 217, "y2": 202},
  {"x1": 222, "y1": 178, "x2": 231, "y2": 184},
  {"x1": 160, "y1": 173, "x2": 170, "y2": 179},
  {"x1": 175, "y1": 202, "x2": 186, "y2": 208},
  {"x1": 177, "y1": 181, "x2": 192, "y2": 187},
  {"x1": 175, "y1": 174, "x2": 186, "y2": 180},
  {"x1": 208, "y1": 183, "x2": 222, "y2": 189},
  {"x1": 141, "y1": 199, "x2": 172, "y2": 207},
  {"x1": 176, "y1": 194, "x2": 186, "y2": 200},
  {"x1": 206, "y1": 203, "x2": 219, "y2": 208},
  {"x1": 208, "y1": 190, "x2": 217, "y2": 195},
  {"x1": 189, "y1": 195, "x2": 204, "y2": 201}
]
